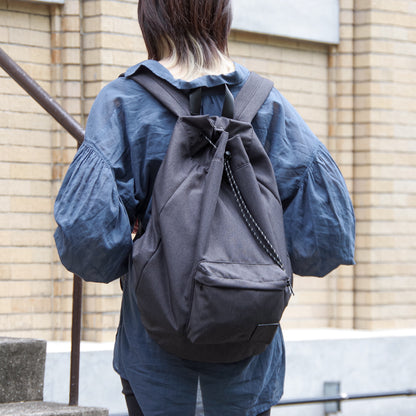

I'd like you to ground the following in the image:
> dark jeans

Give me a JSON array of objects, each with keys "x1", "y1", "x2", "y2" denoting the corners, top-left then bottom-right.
[{"x1": 121, "y1": 378, "x2": 271, "y2": 416}]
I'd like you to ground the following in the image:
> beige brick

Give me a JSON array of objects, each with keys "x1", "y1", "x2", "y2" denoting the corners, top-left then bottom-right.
[
  {"x1": 356, "y1": 234, "x2": 416, "y2": 249},
  {"x1": 83, "y1": 312, "x2": 120, "y2": 330},
  {"x1": 357, "y1": 319, "x2": 416, "y2": 330},
  {"x1": 2, "y1": 263, "x2": 52, "y2": 280},
  {"x1": 356, "y1": 0, "x2": 410, "y2": 13},
  {"x1": 0, "y1": 25, "x2": 8, "y2": 42},
  {"x1": 0, "y1": 314, "x2": 31, "y2": 331},
  {"x1": 1, "y1": 146, "x2": 51, "y2": 164},
  {"x1": 0, "y1": 212, "x2": 52, "y2": 231},
  {"x1": 83, "y1": 296, "x2": 121, "y2": 313},
  {"x1": 356, "y1": 247, "x2": 415, "y2": 263},
  {"x1": 1, "y1": 246, "x2": 52, "y2": 264},
  {"x1": 82, "y1": 49, "x2": 103, "y2": 66},
  {"x1": 282, "y1": 318, "x2": 329, "y2": 329},
  {"x1": 2, "y1": 44, "x2": 51, "y2": 67},
  {"x1": 331, "y1": 305, "x2": 354, "y2": 319},
  {"x1": 6, "y1": 1, "x2": 49, "y2": 15},
  {"x1": 62, "y1": 81, "x2": 81, "y2": 98},
  {"x1": 84, "y1": 15, "x2": 138, "y2": 35},
  {"x1": 52, "y1": 297, "x2": 74, "y2": 313},
  {"x1": 83, "y1": 313, "x2": 102, "y2": 328},
  {"x1": 0, "y1": 230, "x2": 52, "y2": 247},
  {"x1": 83, "y1": 328, "x2": 117, "y2": 342},
  {"x1": 3, "y1": 112, "x2": 52, "y2": 132},
  {"x1": 333, "y1": 319, "x2": 354, "y2": 329},
  {"x1": 62, "y1": 16, "x2": 81, "y2": 32},
  {"x1": 356, "y1": 304, "x2": 416, "y2": 320},
  {"x1": 84, "y1": 81, "x2": 106, "y2": 98},
  {"x1": 63, "y1": 0, "x2": 80, "y2": 15},
  {"x1": 355, "y1": 290, "x2": 416, "y2": 305},
  {"x1": 61, "y1": 48, "x2": 82, "y2": 65},
  {"x1": 0, "y1": 280, "x2": 52, "y2": 297},
  {"x1": 53, "y1": 280, "x2": 75, "y2": 297},
  {"x1": 29, "y1": 13, "x2": 50, "y2": 31},
  {"x1": 359, "y1": 219, "x2": 416, "y2": 235},
  {"x1": 340, "y1": 0, "x2": 354, "y2": 10},
  {"x1": 52, "y1": 313, "x2": 72, "y2": 329},
  {"x1": 0, "y1": 329, "x2": 55, "y2": 339},
  {"x1": 62, "y1": 32, "x2": 81, "y2": 49},
  {"x1": 7, "y1": 163, "x2": 51, "y2": 180},
  {"x1": 10, "y1": 196, "x2": 52, "y2": 213},
  {"x1": 357, "y1": 265, "x2": 416, "y2": 283},
  {"x1": 59, "y1": 98, "x2": 82, "y2": 117},
  {"x1": 10, "y1": 297, "x2": 52, "y2": 313},
  {"x1": 0, "y1": 196, "x2": 10, "y2": 212},
  {"x1": 83, "y1": 1, "x2": 99, "y2": 17},
  {"x1": 62, "y1": 65, "x2": 82, "y2": 81},
  {"x1": 0, "y1": 11, "x2": 30, "y2": 28},
  {"x1": 87, "y1": 33, "x2": 142, "y2": 52},
  {"x1": 0, "y1": 296, "x2": 12, "y2": 313},
  {"x1": 355, "y1": 151, "x2": 416, "y2": 166},
  {"x1": 289, "y1": 291, "x2": 329, "y2": 305},
  {"x1": 99, "y1": 0, "x2": 146, "y2": 19},
  {"x1": 0, "y1": 75, "x2": 28, "y2": 96},
  {"x1": 283, "y1": 304, "x2": 330, "y2": 320}
]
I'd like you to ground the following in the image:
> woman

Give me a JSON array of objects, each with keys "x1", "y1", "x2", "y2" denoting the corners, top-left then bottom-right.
[{"x1": 54, "y1": 1, "x2": 355, "y2": 415}]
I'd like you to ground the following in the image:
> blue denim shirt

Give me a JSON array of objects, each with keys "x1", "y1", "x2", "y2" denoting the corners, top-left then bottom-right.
[{"x1": 54, "y1": 60, "x2": 355, "y2": 415}]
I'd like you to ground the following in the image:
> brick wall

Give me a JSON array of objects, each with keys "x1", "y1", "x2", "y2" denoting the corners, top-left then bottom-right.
[
  {"x1": 1, "y1": 0, "x2": 415, "y2": 341},
  {"x1": 325, "y1": 0, "x2": 358, "y2": 329},
  {"x1": 0, "y1": 0, "x2": 55, "y2": 339},
  {"x1": 352, "y1": 0, "x2": 416, "y2": 329}
]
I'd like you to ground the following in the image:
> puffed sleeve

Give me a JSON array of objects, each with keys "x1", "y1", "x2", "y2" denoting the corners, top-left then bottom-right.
[
  {"x1": 54, "y1": 143, "x2": 134, "y2": 283},
  {"x1": 284, "y1": 142, "x2": 355, "y2": 277},
  {"x1": 54, "y1": 80, "x2": 138, "y2": 283}
]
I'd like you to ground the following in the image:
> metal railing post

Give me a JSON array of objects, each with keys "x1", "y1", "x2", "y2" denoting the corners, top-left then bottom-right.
[{"x1": 69, "y1": 275, "x2": 83, "y2": 406}]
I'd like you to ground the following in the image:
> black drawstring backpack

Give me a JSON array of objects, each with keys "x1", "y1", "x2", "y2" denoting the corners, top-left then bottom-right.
[{"x1": 129, "y1": 70, "x2": 293, "y2": 363}]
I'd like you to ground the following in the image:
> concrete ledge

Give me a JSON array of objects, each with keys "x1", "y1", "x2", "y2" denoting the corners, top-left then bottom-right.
[
  {"x1": 0, "y1": 402, "x2": 108, "y2": 416},
  {"x1": 44, "y1": 330, "x2": 416, "y2": 415},
  {"x1": 0, "y1": 337, "x2": 46, "y2": 403},
  {"x1": 44, "y1": 343, "x2": 126, "y2": 414},
  {"x1": 272, "y1": 328, "x2": 416, "y2": 416}
]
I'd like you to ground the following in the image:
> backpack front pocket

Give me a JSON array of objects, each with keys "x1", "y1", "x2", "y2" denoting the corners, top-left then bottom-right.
[{"x1": 186, "y1": 261, "x2": 290, "y2": 345}]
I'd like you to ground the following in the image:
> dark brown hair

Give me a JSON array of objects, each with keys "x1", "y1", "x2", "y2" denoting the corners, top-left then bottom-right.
[{"x1": 138, "y1": 0, "x2": 232, "y2": 69}]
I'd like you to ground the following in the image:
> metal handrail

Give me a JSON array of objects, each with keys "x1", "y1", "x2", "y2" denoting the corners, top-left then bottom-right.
[
  {"x1": 0, "y1": 47, "x2": 84, "y2": 406},
  {"x1": 276, "y1": 388, "x2": 416, "y2": 406},
  {"x1": 0, "y1": 48, "x2": 84, "y2": 143}
]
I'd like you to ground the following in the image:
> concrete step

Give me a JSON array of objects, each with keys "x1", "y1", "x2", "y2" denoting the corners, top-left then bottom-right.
[
  {"x1": 0, "y1": 402, "x2": 108, "y2": 416},
  {"x1": 0, "y1": 337, "x2": 46, "y2": 403}
]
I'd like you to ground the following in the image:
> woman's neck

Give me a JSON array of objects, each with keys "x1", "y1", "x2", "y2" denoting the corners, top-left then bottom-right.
[{"x1": 159, "y1": 55, "x2": 235, "y2": 81}]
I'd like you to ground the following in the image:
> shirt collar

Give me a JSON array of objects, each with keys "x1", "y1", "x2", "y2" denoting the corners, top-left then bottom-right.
[{"x1": 124, "y1": 60, "x2": 248, "y2": 90}]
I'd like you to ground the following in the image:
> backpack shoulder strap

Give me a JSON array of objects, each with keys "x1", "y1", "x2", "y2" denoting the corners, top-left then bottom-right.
[
  {"x1": 234, "y1": 72, "x2": 274, "y2": 122},
  {"x1": 129, "y1": 70, "x2": 190, "y2": 117},
  {"x1": 129, "y1": 69, "x2": 273, "y2": 121}
]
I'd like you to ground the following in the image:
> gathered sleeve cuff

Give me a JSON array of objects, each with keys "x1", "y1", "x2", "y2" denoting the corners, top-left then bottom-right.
[
  {"x1": 54, "y1": 143, "x2": 133, "y2": 283},
  {"x1": 283, "y1": 143, "x2": 356, "y2": 277}
]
